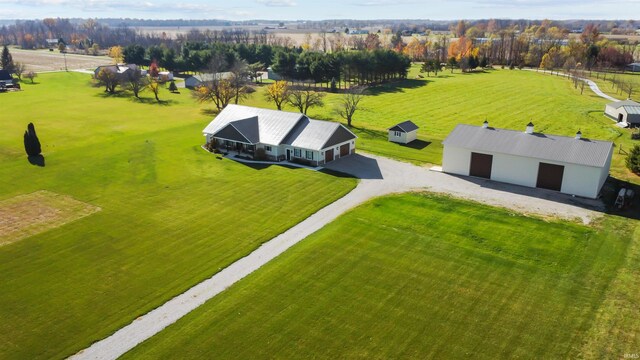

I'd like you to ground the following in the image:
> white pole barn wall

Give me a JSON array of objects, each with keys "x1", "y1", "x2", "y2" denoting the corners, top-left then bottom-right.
[{"x1": 442, "y1": 145, "x2": 612, "y2": 199}]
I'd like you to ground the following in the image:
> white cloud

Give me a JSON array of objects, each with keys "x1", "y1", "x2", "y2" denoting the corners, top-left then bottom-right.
[{"x1": 256, "y1": 0, "x2": 296, "y2": 7}]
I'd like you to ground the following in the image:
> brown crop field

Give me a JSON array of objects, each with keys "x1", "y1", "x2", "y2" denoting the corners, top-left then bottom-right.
[{"x1": 10, "y1": 48, "x2": 112, "y2": 72}]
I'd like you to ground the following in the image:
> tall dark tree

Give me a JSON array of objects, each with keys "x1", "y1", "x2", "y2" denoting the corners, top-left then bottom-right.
[
  {"x1": 1, "y1": 45, "x2": 14, "y2": 72},
  {"x1": 23, "y1": 123, "x2": 42, "y2": 157}
]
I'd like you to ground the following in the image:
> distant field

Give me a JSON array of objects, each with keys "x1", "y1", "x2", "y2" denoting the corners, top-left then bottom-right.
[
  {"x1": 124, "y1": 193, "x2": 639, "y2": 359},
  {"x1": 10, "y1": 48, "x2": 112, "y2": 72},
  {"x1": 0, "y1": 72, "x2": 356, "y2": 359},
  {"x1": 245, "y1": 65, "x2": 640, "y2": 183}
]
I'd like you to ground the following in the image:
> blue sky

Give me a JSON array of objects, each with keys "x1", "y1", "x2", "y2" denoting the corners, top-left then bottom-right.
[{"x1": 1, "y1": 0, "x2": 639, "y2": 20}]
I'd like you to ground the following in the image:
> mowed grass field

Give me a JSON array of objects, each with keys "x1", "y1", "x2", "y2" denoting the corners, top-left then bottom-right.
[
  {"x1": 0, "y1": 72, "x2": 357, "y2": 359},
  {"x1": 249, "y1": 66, "x2": 639, "y2": 183},
  {"x1": 124, "y1": 193, "x2": 640, "y2": 359}
]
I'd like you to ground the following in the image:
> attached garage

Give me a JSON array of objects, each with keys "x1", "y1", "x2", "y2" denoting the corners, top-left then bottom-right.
[
  {"x1": 340, "y1": 143, "x2": 350, "y2": 157},
  {"x1": 442, "y1": 123, "x2": 614, "y2": 199},
  {"x1": 325, "y1": 148, "x2": 334, "y2": 163}
]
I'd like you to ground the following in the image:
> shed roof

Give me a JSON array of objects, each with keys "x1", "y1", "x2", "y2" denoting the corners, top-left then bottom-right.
[
  {"x1": 443, "y1": 124, "x2": 613, "y2": 168},
  {"x1": 607, "y1": 99, "x2": 640, "y2": 109},
  {"x1": 388, "y1": 120, "x2": 419, "y2": 133}
]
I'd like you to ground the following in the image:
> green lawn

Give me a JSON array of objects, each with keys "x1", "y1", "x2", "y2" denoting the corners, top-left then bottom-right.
[
  {"x1": 124, "y1": 193, "x2": 639, "y2": 359},
  {"x1": 0, "y1": 72, "x2": 357, "y2": 359},
  {"x1": 246, "y1": 66, "x2": 639, "y2": 182}
]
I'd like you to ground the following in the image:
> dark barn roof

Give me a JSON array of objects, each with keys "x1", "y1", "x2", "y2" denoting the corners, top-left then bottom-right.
[
  {"x1": 388, "y1": 120, "x2": 419, "y2": 133},
  {"x1": 0, "y1": 70, "x2": 12, "y2": 81}
]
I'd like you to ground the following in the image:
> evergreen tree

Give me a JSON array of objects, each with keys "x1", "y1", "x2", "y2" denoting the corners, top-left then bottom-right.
[
  {"x1": 1, "y1": 45, "x2": 14, "y2": 72},
  {"x1": 23, "y1": 123, "x2": 42, "y2": 157},
  {"x1": 168, "y1": 80, "x2": 178, "y2": 93},
  {"x1": 626, "y1": 145, "x2": 640, "y2": 174}
]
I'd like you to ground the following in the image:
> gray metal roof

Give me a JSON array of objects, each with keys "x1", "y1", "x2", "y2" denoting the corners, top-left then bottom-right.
[
  {"x1": 203, "y1": 105, "x2": 356, "y2": 150},
  {"x1": 624, "y1": 105, "x2": 640, "y2": 115},
  {"x1": 203, "y1": 105, "x2": 304, "y2": 146},
  {"x1": 282, "y1": 118, "x2": 356, "y2": 151},
  {"x1": 443, "y1": 124, "x2": 613, "y2": 168},
  {"x1": 388, "y1": 120, "x2": 419, "y2": 133},
  {"x1": 607, "y1": 99, "x2": 640, "y2": 109}
]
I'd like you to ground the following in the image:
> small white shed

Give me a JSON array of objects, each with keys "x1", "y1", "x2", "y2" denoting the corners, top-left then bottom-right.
[
  {"x1": 388, "y1": 120, "x2": 419, "y2": 144},
  {"x1": 442, "y1": 122, "x2": 613, "y2": 199},
  {"x1": 604, "y1": 99, "x2": 640, "y2": 126}
]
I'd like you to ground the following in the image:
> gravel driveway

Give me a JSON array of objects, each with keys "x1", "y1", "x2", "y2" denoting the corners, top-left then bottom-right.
[{"x1": 70, "y1": 152, "x2": 603, "y2": 360}]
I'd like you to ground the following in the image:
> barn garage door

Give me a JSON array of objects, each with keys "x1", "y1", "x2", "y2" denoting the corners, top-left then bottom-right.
[
  {"x1": 324, "y1": 148, "x2": 334, "y2": 163},
  {"x1": 339, "y1": 144, "x2": 350, "y2": 157},
  {"x1": 536, "y1": 163, "x2": 564, "y2": 191},
  {"x1": 469, "y1": 152, "x2": 493, "y2": 179}
]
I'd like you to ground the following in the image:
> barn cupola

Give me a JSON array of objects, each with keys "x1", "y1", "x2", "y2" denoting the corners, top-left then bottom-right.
[
  {"x1": 482, "y1": 120, "x2": 489, "y2": 128},
  {"x1": 575, "y1": 130, "x2": 582, "y2": 139},
  {"x1": 525, "y1": 122, "x2": 534, "y2": 134}
]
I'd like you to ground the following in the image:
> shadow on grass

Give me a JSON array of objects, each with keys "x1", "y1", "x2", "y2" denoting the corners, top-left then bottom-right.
[
  {"x1": 201, "y1": 108, "x2": 220, "y2": 117},
  {"x1": 397, "y1": 139, "x2": 432, "y2": 150},
  {"x1": 601, "y1": 177, "x2": 640, "y2": 220},
  {"x1": 27, "y1": 155, "x2": 45, "y2": 167},
  {"x1": 351, "y1": 126, "x2": 387, "y2": 140},
  {"x1": 367, "y1": 79, "x2": 429, "y2": 96},
  {"x1": 134, "y1": 97, "x2": 176, "y2": 106},
  {"x1": 95, "y1": 91, "x2": 176, "y2": 106}
]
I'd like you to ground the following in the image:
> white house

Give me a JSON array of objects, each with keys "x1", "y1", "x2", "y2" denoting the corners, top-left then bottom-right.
[
  {"x1": 203, "y1": 105, "x2": 357, "y2": 166},
  {"x1": 442, "y1": 122, "x2": 613, "y2": 199},
  {"x1": 388, "y1": 120, "x2": 419, "y2": 144},
  {"x1": 604, "y1": 99, "x2": 640, "y2": 126}
]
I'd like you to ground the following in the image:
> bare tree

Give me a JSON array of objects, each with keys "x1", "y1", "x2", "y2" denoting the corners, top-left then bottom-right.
[
  {"x1": 24, "y1": 71, "x2": 37, "y2": 83},
  {"x1": 248, "y1": 62, "x2": 264, "y2": 84},
  {"x1": 192, "y1": 56, "x2": 235, "y2": 110},
  {"x1": 122, "y1": 67, "x2": 147, "y2": 99},
  {"x1": 288, "y1": 89, "x2": 325, "y2": 114},
  {"x1": 335, "y1": 87, "x2": 366, "y2": 127},
  {"x1": 13, "y1": 62, "x2": 26, "y2": 81},
  {"x1": 229, "y1": 59, "x2": 250, "y2": 105}
]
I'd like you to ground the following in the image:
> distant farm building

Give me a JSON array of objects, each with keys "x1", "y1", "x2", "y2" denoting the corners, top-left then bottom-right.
[
  {"x1": 604, "y1": 99, "x2": 640, "y2": 127},
  {"x1": 93, "y1": 64, "x2": 145, "y2": 79},
  {"x1": 442, "y1": 122, "x2": 613, "y2": 199},
  {"x1": 626, "y1": 63, "x2": 640, "y2": 72},
  {"x1": 267, "y1": 67, "x2": 282, "y2": 81},
  {"x1": 388, "y1": 120, "x2": 419, "y2": 144},
  {"x1": 185, "y1": 73, "x2": 232, "y2": 89}
]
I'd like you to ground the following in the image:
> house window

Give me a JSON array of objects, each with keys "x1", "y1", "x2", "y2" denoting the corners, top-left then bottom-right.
[
  {"x1": 265, "y1": 145, "x2": 272, "y2": 152},
  {"x1": 294, "y1": 148, "x2": 302, "y2": 157},
  {"x1": 305, "y1": 150, "x2": 313, "y2": 160},
  {"x1": 394, "y1": 131, "x2": 402, "y2": 137}
]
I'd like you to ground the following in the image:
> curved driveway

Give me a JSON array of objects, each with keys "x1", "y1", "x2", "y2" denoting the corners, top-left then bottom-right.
[{"x1": 70, "y1": 152, "x2": 603, "y2": 360}]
